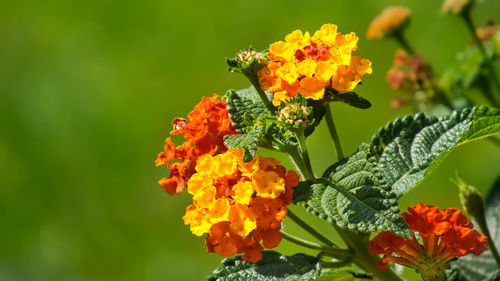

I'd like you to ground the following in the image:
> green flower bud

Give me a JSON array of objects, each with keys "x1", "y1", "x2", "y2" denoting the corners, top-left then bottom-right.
[
  {"x1": 278, "y1": 103, "x2": 311, "y2": 129},
  {"x1": 453, "y1": 173, "x2": 485, "y2": 220}
]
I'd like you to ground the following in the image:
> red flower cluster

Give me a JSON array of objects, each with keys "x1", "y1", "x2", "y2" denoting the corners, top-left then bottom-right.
[
  {"x1": 387, "y1": 50, "x2": 431, "y2": 92},
  {"x1": 155, "y1": 94, "x2": 237, "y2": 195},
  {"x1": 370, "y1": 203, "x2": 488, "y2": 276}
]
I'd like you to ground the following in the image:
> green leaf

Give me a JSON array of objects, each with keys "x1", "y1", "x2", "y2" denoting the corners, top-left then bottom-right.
[
  {"x1": 225, "y1": 87, "x2": 271, "y2": 134},
  {"x1": 371, "y1": 106, "x2": 500, "y2": 198},
  {"x1": 207, "y1": 251, "x2": 321, "y2": 281},
  {"x1": 325, "y1": 90, "x2": 372, "y2": 109},
  {"x1": 294, "y1": 175, "x2": 410, "y2": 238},
  {"x1": 315, "y1": 266, "x2": 372, "y2": 281},
  {"x1": 296, "y1": 106, "x2": 500, "y2": 236},
  {"x1": 446, "y1": 177, "x2": 500, "y2": 281},
  {"x1": 224, "y1": 127, "x2": 262, "y2": 162}
]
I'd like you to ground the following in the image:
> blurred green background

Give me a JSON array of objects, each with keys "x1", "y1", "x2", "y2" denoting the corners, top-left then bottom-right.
[{"x1": 1, "y1": 0, "x2": 500, "y2": 280}]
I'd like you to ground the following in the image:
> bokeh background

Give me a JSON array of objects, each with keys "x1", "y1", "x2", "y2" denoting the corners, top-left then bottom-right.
[{"x1": 1, "y1": 0, "x2": 500, "y2": 280}]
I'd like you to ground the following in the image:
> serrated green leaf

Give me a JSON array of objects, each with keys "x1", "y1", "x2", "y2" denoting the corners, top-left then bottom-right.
[
  {"x1": 446, "y1": 177, "x2": 500, "y2": 281},
  {"x1": 225, "y1": 87, "x2": 271, "y2": 134},
  {"x1": 224, "y1": 128, "x2": 262, "y2": 162},
  {"x1": 315, "y1": 266, "x2": 372, "y2": 281},
  {"x1": 371, "y1": 106, "x2": 500, "y2": 197},
  {"x1": 298, "y1": 106, "x2": 500, "y2": 236},
  {"x1": 207, "y1": 251, "x2": 321, "y2": 281},
  {"x1": 293, "y1": 175, "x2": 410, "y2": 238}
]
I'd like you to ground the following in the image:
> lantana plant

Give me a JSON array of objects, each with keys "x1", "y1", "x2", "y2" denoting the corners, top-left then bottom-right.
[{"x1": 155, "y1": 2, "x2": 500, "y2": 280}]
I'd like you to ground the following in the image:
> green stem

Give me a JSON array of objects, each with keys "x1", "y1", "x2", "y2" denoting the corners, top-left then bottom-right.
[
  {"x1": 287, "y1": 148, "x2": 307, "y2": 179},
  {"x1": 334, "y1": 226, "x2": 406, "y2": 281},
  {"x1": 462, "y1": 11, "x2": 500, "y2": 105},
  {"x1": 287, "y1": 209, "x2": 337, "y2": 247},
  {"x1": 475, "y1": 212, "x2": 500, "y2": 268},
  {"x1": 319, "y1": 258, "x2": 353, "y2": 268},
  {"x1": 247, "y1": 73, "x2": 276, "y2": 112},
  {"x1": 294, "y1": 129, "x2": 315, "y2": 180},
  {"x1": 324, "y1": 103, "x2": 344, "y2": 161},
  {"x1": 280, "y1": 231, "x2": 353, "y2": 257},
  {"x1": 393, "y1": 31, "x2": 415, "y2": 55}
]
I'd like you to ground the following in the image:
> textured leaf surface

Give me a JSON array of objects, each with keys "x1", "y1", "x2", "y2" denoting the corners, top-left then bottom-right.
[
  {"x1": 371, "y1": 106, "x2": 500, "y2": 197},
  {"x1": 296, "y1": 106, "x2": 500, "y2": 236},
  {"x1": 446, "y1": 177, "x2": 500, "y2": 281},
  {"x1": 207, "y1": 251, "x2": 320, "y2": 281},
  {"x1": 225, "y1": 87, "x2": 270, "y2": 134},
  {"x1": 224, "y1": 127, "x2": 262, "y2": 162},
  {"x1": 294, "y1": 163, "x2": 409, "y2": 237}
]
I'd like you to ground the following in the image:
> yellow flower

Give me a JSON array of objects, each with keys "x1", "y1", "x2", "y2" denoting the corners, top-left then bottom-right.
[
  {"x1": 259, "y1": 24, "x2": 372, "y2": 105},
  {"x1": 182, "y1": 149, "x2": 299, "y2": 263},
  {"x1": 366, "y1": 6, "x2": 411, "y2": 40}
]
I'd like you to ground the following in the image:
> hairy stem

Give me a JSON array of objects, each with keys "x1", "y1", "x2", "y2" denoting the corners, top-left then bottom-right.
[
  {"x1": 294, "y1": 129, "x2": 315, "y2": 180},
  {"x1": 287, "y1": 148, "x2": 307, "y2": 179},
  {"x1": 280, "y1": 231, "x2": 352, "y2": 257},
  {"x1": 246, "y1": 73, "x2": 275, "y2": 112},
  {"x1": 475, "y1": 212, "x2": 500, "y2": 269},
  {"x1": 324, "y1": 103, "x2": 345, "y2": 161},
  {"x1": 287, "y1": 209, "x2": 337, "y2": 247},
  {"x1": 334, "y1": 226, "x2": 406, "y2": 281}
]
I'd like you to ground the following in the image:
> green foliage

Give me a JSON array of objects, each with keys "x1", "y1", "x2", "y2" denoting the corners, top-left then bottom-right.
[
  {"x1": 372, "y1": 105, "x2": 500, "y2": 198},
  {"x1": 207, "y1": 251, "x2": 321, "y2": 281},
  {"x1": 294, "y1": 161, "x2": 410, "y2": 237},
  {"x1": 446, "y1": 177, "x2": 500, "y2": 281},
  {"x1": 315, "y1": 266, "x2": 372, "y2": 281},
  {"x1": 296, "y1": 106, "x2": 500, "y2": 237}
]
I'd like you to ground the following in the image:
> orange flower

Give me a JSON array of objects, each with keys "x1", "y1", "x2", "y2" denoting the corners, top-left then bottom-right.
[
  {"x1": 367, "y1": 7, "x2": 411, "y2": 40},
  {"x1": 259, "y1": 24, "x2": 372, "y2": 105},
  {"x1": 155, "y1": 94, "x2": 236, "y2": 195},
  {"x1": 370, "y1": 203, "x2": 488, "y2": 279},
  {"x1": 183, "y1": 149, "x2": 299, "y2": 263}
]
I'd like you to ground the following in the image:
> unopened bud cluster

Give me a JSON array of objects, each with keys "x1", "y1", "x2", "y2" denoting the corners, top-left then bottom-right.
[
  {"x1": 235, "y1": 49, "x2": 265, "y2": 66},
  {"x1": 278, "y1": 103, "x2": 311, "y2": 129}
]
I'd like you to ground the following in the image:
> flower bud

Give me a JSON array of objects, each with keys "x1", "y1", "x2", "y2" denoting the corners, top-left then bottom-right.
[
  {"x1": 227, "y1": 48, "x2": 267, "y2": 76},
  {"x1": 278, "y1": 103, "x2": 311, "y2": 129},
  {"x1": 453, "y1": 173, "x2": 485, "y2": 220}
]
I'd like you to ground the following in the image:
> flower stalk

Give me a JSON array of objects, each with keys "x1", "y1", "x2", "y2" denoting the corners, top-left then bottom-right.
[
  {"x1": 324, "y1": 103, "x2": 345, "y2": 161},
  {"x1": 280, "y1": 230, "x2": 352, "y2": 258},
  {"x1": 294, "y1": 128, "x2": 315, "y2": 180}
]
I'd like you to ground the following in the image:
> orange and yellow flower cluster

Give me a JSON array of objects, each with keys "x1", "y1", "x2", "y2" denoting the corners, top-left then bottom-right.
[
  {"x1": 155, "y1": 95, "x2": 236, "y2": 195},
  {"x1": 183, "y1": 149, "x2": 299, "y2": 263},
  {"x1": 259, "y1": 24, "x2": 372, "y2": 106},
  {"x1": 366, "y1": 6, "x2": 411, "y2": 40},
  {"x1": 370, "y1": 203, "x2": 488, "y2": 275}
]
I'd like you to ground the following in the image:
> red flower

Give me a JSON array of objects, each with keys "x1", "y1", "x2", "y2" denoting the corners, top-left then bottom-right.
[
  {"x1": 155, "y1": 94, "x2": 237, "y2": 195},
  {"x1": 370, "y1": 203, "x2": 488, "y2": 278}
]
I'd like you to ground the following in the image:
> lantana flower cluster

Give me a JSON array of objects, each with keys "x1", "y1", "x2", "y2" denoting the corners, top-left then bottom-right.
[
  {"x1": 155, "y1": 95, "x2": 236, "y2": 195},
  {"x1": 370, "y1": 203, "x2": 488, "y2": 277},
  {"x1": 259, "y1": 23, "x2": 372, "y2": 106},
  {"x1": 183, "y1": 149, "x2": 299, "y2": 263}
]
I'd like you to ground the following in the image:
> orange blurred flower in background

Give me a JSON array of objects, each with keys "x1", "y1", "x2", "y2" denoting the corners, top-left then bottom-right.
[
  {"x1": 370, "y1": 203, "x2": 488, "y2": 279},
  {"x1": 155, "y1": 94, "x2": 236, "y2": 195},
  {"x1": 182, "y1": 149, "x2": 299, "y2": 263},
  {"x1": 259, "y1": 23, "x2": 372, "y2": 106},
  {"x1": 367, "y1": 6, "x2": 411, "y2": 40}
]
